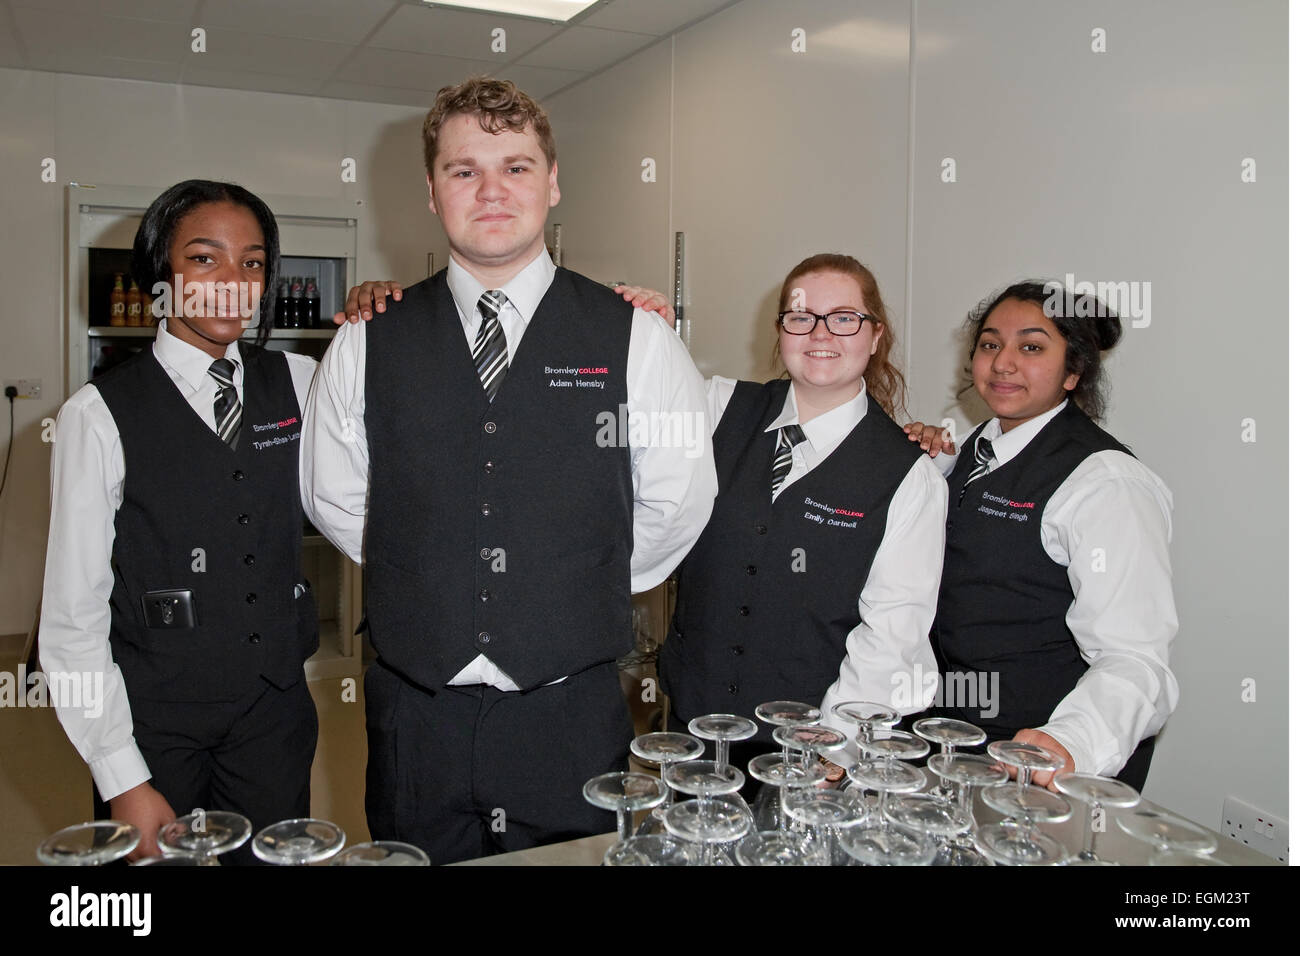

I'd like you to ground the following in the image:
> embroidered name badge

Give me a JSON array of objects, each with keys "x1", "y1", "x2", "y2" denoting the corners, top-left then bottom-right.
[
  {"x1": 976, "y1": 490, "x2": 1035, "y2": 523},
  {"x1": 544, "y1": 365, "x2": 609, "y2": 390},
  {"x1": 249, "y1": 415, "x2": 301, "y2": 451},
  {"x1": 802, "y1": 496, "x2": 864, "y2": 529}
]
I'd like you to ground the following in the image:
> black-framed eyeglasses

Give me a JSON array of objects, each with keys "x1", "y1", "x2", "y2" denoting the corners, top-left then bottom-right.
[{"x1": 777, "y1": 310, "x2": 876, "y2": 336}]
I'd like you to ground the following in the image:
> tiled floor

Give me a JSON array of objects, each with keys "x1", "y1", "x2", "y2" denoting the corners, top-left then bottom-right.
[{"x1": 0, "y1": 646, "x2": 369, "y2": 866}]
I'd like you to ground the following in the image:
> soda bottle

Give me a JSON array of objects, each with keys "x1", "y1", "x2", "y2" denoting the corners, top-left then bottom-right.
[
  {"x1": 304, "y1": 278, "x2": 320, "y2": 327},
  {"x1": 125, "y1": 278, "x2": 142, "y2": 327},
  {"x1": 109, "y1": 273, "x2": 126, "y2": 326}
]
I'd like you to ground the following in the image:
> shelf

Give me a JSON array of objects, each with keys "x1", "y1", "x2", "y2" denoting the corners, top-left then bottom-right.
[{"x1": 88, "y1": 326, "x2": 339, "y2": 339}]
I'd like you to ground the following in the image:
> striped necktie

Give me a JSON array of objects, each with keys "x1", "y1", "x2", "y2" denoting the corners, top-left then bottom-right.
[
  {"x1": 771, "y1": 423, "x2": 807, "y2": 499},
  {"x1": 208, "y1": 358, "x2": 241, "y2": 449},
  {"x1": 473, "y1": 290, "x2": 510, "y2": 402},
  {"x1": 959, "y1": 436, "x2": 995, "y2": 502}
]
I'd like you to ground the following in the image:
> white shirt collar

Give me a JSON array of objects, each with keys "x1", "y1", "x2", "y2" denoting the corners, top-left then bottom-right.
[
  {"x1": 765, "y1": 379, "x2": 869, "y2": 455},
  {"x1": 154, "y1": 317, "x2": 242, "y2": 390},
  {"x1": 446, "y1": 248, "x2": 556, "y2": 331},
  {"x1": 979, "y1": 399, "x2": 1071, "y2": 467}
]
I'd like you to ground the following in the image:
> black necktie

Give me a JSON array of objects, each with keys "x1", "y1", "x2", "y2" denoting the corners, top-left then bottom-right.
[
  {"x1": 771, "y1": 424, "x2": 807, "y2": 498},
  {"x1": 208, "y1": 358, "x2": 241, "y2": 449},
  {"x1": 959, "y1": 436, "x2": 995, "y2": 503},
  {"x1": 473, "y1": 290, "x2": 509, "y2": 402}
]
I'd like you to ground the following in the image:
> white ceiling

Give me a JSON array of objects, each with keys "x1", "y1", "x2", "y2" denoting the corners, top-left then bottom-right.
[{"x1": 0, "y1": 0, "x2": 739, "y2": 105}]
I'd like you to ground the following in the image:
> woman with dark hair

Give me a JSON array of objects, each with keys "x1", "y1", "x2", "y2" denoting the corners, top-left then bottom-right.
[
  {"x1": 653, "y1": 253, "x2": 947, "y2": 769},
  {"x1": 39, "y1": 180, "x2": 320, "y2": 860},
  {"x1": 905, "y1": 280, "x2": 1178, "y2": 791}
]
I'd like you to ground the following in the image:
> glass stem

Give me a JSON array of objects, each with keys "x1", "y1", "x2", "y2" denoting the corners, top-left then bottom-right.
[
  {"x1": 616, "y1": 808, "x2": 632, "y2": 843},
  {"x1": 716, "y1": 740, "x2": 729, "y2": 776}
]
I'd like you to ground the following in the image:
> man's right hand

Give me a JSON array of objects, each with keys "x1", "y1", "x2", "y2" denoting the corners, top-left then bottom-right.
[
  {"x1": 109, "y1": 781, "x2": 176, "y2": 862},
  {"x1": 334, "y1": 280, "x2": 404, "y2": 324}
]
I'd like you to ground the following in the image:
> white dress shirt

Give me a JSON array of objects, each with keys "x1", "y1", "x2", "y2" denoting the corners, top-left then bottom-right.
[
  {"x1": 931, "y1": 399, "x2": 1179, "y2": 776},
  {"x1": 301, "y1": 249, "x2": 717, "y2": 691},
  {"x1": 705, "y1": 377, "x2": 947, "y2": 758},
  {"x1": 38, "y1": 320, "x2": 318, "y2": 803}
]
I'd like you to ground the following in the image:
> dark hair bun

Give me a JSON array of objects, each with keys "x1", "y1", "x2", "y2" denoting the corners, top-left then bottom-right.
[{"x1": 1095, "y1": 313, "x2": 1123, "y2": 351}]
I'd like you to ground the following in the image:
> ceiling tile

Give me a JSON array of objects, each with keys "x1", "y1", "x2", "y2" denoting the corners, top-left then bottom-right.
[
  {"x1": 11, "y1": 5, "x2": 191, "y2": 59},
  {"x1": 369, "y1": 2, "x2": 559, "y2": 57},
  {"x1": 337, "y1": 47, "x2": 487, "y2": 91},
  {"x1": 8, "y1": 0, "x2": 200, "y2": 23},
  {"x1": 516, "y1": 25, "x2": 652, "y2": 72},
  {"x1": 180, "y1": 65, "x2": 327, "y2": 97},
  {"x1": 485, "y1": 61, "x2": 589, "y2": 98},
  {"x1": 197, "y1": 0, "x2": 399, "y2": 46},
  {"x1": 318, "y1": 79, "x2": 441, "y2": 109},
  {"x1": 181, "y1": 27, "x2": 354, "y2": 81},
  {"x1": 581, "y1": 0, "x2": 734, "y2": 36},
  {"x1": 23, "y1": 52, "x2": 183, "y2": 84}
]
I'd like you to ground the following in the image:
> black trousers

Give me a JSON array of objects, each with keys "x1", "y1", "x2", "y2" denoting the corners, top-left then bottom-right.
[
  {"x1": 94, "y1": 677, "x2": 317, "y2": 865},
  {"x1": 364, "y1": 659, "x2": 633, "y2": 865}
]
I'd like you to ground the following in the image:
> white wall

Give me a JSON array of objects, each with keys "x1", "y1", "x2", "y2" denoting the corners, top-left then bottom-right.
[
  {"x1": 545, "y1": 0, "x2": 1287, "y2": 831},
  {"x1": 0, "y1": 67, "x2": 440, "y2": 637}
]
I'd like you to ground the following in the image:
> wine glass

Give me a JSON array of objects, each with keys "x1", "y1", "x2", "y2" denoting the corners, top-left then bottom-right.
[
  {"x1": 781, "y1": 789, "x2": 868, "y2": 864},
  {"x1": 831, "y1": 700, "x2": 901, "y2": 748},
  {"x1": 688, "y1": 714, "x2": 758, "y2": 774},
  {"x1": 747, "y1": 752, "x2": 826, "y2": 832},
  {"x1": 885, "y1": 792, "x2": 972, "y2": 865},
  {"x1": 582, "y1": 771, "x2": 669, "y2": 866},
  {"x1": 1117, "y1": 809, "x2": 1218, "y2": 864},
  {"x1": 751, "y1": 701, "x2": 824, "y2": 828},
  {"x1": 158, "y1": 810, "x2": 251, "y2": 866},
  {"x1": 629, "y1": 731, "x2": 705, "y2": 835},
  {"x1": 976, "y1": 741, "x2": 1071, "y2": 865},
  {"x1": 1052, "y1": 773, "x2": 1140, "y2": 865},
  {"x1": 662, "y1": 761, "x2": 749, "y2": 864},
  {"x1": 912, "y1": 717, "x2": 986, "y2": 802},
  {"x1": 38, "y1": 821, "x2": 139, "y2": 866},
  {"x1": 927, "y1": 752, "x2": 1007, "y2": 865},
  {"x1": 734, "y1": 829, "x2": 824, "y2": 866},
  {"x1": 332, "y1": 841, "x2": 431, "y2": 866},
  {"x1": 252, "y1": 818, "x2": 346, "y2": 865},
  {"x1": 662, "y1": 792, "x2": 753, "y2": 865},
  {"x1": 602, "y1": 835, "x2": 694, "y2": 866},
  {"x1": 848, "y1": 729, "x2": 928, "y2": 821},
  {"x1": 843, "y1": 756, "x2": 931, "y2": 864}
]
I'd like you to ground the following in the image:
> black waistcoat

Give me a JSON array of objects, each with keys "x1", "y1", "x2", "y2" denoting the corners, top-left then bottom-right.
[
  {"x1": 930, "y1": 401, "x2": 1132, "y2": 738},
  {"x1": 363, "y1": 267, "x2": 635, "y2": 692},
  {"x1": 660, "y1": 379, "x2": 923, "y2": 723},
  {"x1": 95, "y1": 343, "x2": 314, "y2": 704}
]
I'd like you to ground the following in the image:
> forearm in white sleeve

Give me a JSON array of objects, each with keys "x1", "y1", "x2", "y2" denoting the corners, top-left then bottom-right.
[
  {"x1": 626, "y1": 311, "x2": 718, "y2": 593},
  {"x1": 38, "y1": 391, "x2": 150, "y2": 801},
  {"x1": 820, "y1": 455, "x2": 948, "y2": 757},
  {"x1": 1037, "y1": 456, "x2": 1180, "y2": 776},
  {"x1": 300, "y1": 323, "x2": 370, "y2": 564}
]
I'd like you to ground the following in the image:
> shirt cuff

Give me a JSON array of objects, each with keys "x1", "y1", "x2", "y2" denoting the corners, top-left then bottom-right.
[
  {"x1": 1036, "y1": 719, "x2": 1119, "y2": 778},
  {"x1": 89, "y1": 744, "x2": 152, "y2": 803}
]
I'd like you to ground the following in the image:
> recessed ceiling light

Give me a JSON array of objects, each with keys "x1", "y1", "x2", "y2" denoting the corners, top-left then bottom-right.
[{"x1": 421, "y1": 0, "x2": 600, "y2": 23}]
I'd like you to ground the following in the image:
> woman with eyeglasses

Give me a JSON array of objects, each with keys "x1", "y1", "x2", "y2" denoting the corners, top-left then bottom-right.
[{"x1": 652, "y1": 253, "x2": 946, "y2": 771}]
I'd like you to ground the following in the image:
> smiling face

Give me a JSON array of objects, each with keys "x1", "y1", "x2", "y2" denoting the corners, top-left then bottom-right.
[
  {"x1": 778, "y1": 270, "x2": 882, "y2": 410},
  {"x1": 427, "y1": 112, "x2": 560, "y2": 285},
  {"x1": 971, "y1": 298, "x2": 1080, "y2": 431},
  {"x1": 164, "y1": 201, "x2": 266, "y2": 358}
]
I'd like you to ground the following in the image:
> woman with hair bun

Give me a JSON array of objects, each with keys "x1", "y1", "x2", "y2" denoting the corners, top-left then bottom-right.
[{"x1": 905, "y1": 280, "x2": 1178, "y2": 791}]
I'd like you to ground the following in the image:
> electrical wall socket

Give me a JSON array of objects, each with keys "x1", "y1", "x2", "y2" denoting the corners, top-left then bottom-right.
[
  {"x1": 1221, "y1": 796, "x2": 1288, "y2": 863},
  {"x1": 4, "y1": 378, "x2": 41, "y2": 399}
]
